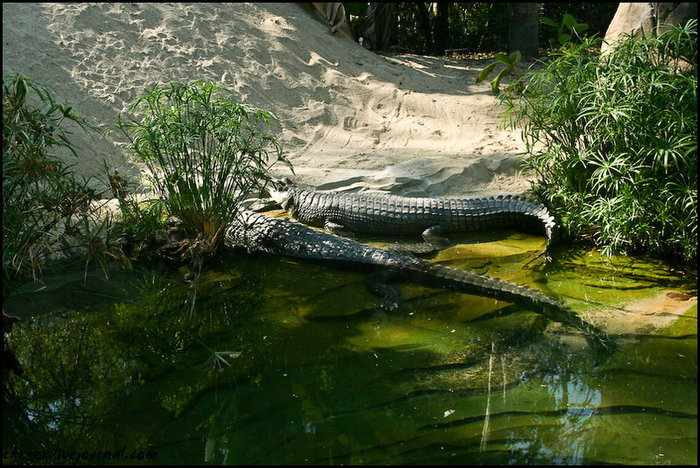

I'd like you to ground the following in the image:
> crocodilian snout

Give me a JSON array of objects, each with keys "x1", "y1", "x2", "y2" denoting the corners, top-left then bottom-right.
[
  {"x1": 270, "y1": 177, "x2": 293, "y2": 190},
  {"x1": 268, "y1": 177, "x2": 294, "y2": 206}
]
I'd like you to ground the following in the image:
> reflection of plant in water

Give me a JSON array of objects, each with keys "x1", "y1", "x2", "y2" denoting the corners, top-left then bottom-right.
[
  {"x1": 2, "y1": 268, "x2": 266, "y2": 464},
  {"x1": 5, "y1": 251, "x2": 695, "y2": 464}
]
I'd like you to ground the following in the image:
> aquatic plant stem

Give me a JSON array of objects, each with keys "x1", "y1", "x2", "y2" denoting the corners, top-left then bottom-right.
[{"x1": 480, "y1": 342, "x2": 496, "y2": 451}]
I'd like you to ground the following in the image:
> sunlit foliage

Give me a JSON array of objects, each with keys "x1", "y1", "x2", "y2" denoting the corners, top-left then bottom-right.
[{"x1": 501, "y1": 20, "x2": 697, "y2": 261}]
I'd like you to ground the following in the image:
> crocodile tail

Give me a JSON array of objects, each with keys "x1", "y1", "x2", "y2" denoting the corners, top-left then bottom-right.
[
  {"x1": 503, "y1": 195, "x2": 557, "y2": 244},
  {"x1": 408, "y1": 261, "x2": 615, "y2": 355}
]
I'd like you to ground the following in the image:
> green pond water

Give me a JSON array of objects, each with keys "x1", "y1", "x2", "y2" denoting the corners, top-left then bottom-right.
[{"x1": 3, "y1": 228, "x2": 697, "y2": 465}]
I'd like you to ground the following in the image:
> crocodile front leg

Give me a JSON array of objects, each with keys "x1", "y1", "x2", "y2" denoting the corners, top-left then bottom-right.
[
  {"x1": 324, "y1": 220, "x2": 356, "y2": 239},
  {"x1": 421, "y1": 225, "x2": 451, "y2": 247}
]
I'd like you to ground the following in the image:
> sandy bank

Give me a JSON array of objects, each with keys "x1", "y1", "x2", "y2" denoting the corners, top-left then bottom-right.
[{"x1": 3, "y1": 2, "x2": 535, "y2": 197}]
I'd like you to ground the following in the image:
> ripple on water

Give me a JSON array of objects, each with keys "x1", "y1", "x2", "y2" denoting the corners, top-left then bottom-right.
[{"x1": 2, "y1": 238, "x2": 696, "y2": 465}]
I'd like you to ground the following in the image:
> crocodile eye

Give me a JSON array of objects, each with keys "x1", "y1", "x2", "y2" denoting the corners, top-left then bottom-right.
[{"x1": 271, "y1": 177, "x2": 292, "y2": 190}]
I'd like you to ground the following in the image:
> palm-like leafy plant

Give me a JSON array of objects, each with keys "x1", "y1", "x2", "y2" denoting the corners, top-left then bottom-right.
[
  {"x1": 476, "y1": 50, "x2": 522, "y2": 95},
  {"x1": 3, "y1": 74, "x2": 127, "y2": 295},
  {"x1": 116, "y1": 80, "x2": 291, "y2": 248},
  {"x1": 500, "y1": 20, "x2": 697, "y2": 261}
]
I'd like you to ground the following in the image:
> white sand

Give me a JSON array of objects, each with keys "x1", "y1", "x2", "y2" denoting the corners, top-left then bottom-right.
[{"x1": 3, "y1": 2, "x2": 533, "y2": 197}]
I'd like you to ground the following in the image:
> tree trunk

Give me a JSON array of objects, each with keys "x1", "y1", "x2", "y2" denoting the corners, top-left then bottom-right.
[
  {"x1": 375, "y1": 3, "x2": 397, "y2": 51},
  {"x1": 414, "y1": 2, "x2": 434, "y2": 53},
  {"x1": 508, "y1": 2, "x2": 539, "y2": 59},
  {"x1": 478, "y1": 3, "x2": 495, "y2": 51},
  {"x1": 357, "y1": 3, "x2": 377, "y2": 49},
  {"x1": 433, "y1": 2, "x2": 450, "y2": 55}
]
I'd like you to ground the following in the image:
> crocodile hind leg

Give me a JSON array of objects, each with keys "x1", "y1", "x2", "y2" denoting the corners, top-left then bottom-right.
[
  {"x1": 365, "y1": 270, "x2": 400, "y2": 311},
  {"x1": 421, "y1": 225, "x2": 451, "y2": 246},
  {"x1": 385, "y1": 225, "x2": 452, "y2": 256}
]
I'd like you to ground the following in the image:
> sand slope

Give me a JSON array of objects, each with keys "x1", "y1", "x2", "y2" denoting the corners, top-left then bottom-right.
[{"x1": 3, "y1": 3, "x2": 531, "y2": 196}]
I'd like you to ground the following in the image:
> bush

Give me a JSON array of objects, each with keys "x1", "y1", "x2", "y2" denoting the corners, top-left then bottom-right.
[
  {"x1": 104, "y1": 166, "x2": 167, "y2": 256},
  {"x1": 115, "y1": 80, "x2": 291, "y2": 248},
  {"x1": 500, "y1": 20, "x2": 697, "y2": 261},
  {"x1": 3, "y1": 74, "x2": 127, "y2": 295}
]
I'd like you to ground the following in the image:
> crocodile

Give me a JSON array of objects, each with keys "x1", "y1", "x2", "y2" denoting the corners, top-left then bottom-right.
[
  {"x1": 268, "y1": 179, "x2": 556, "y2": 248},
  {"x1": 225, "y1": 208, "x2": 614, "y2": 356}
]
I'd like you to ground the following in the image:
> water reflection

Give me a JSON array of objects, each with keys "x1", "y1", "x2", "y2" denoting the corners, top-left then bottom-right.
[{"x1": 2, "y1": 242, "x2": 696, "y2": 465}]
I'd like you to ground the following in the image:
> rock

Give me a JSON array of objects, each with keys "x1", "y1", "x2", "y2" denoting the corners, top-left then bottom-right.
[
  {"x1": 602, "y1": 2, "x2": 698, "y2": 54},
  {"x1": 585, "y1": 290, "x2": 698, "y2": 336},
  {"x1": 666, "y1": 291, "x2": 692, "y2": 301}
]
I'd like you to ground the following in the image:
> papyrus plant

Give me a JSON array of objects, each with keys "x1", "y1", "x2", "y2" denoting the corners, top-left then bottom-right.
[
  {"x1": 500, "y1": 20, "x2": 697, "y2": 261},
  {"x1": 3, "y1": 74, "x2": 126, "y2": 294},
  {"x1": 116, "y1": 80, "x2": 291, "y2": 248}
]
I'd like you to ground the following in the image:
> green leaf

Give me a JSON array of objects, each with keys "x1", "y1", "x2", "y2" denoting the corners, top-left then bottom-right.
[
  {"x1": 573, "y1": 23, "x2": 589, "y2": 34},
  {"x1": 491, "y1": 67, "x2": 510, "y2": 95},
  {"x1": 15, "y1": 75, "x2": 27, "y2": 105},
  {"x1": 562, "y1": 13, "x2": 577, "y2": 29},
  {"x1": 494, "y1": 20, "x2": 697, "y2": 260},
  {"x1": 113, "y1": 79, "x2": 289, "y2": 237},
  {"x1": 493, "y1": 52, "x2": 508, "y2": 63},
  {"x1": 491, "y1": 77, "x2": 501, "y2": 96},
  {"x1": 508, "y1": 50, "x2": 522, "y2": 66},
  {"x1": 541, "y1": 17, "x2": 558, "y2": 28},
  {"x1": 476, "y1": 62, "x2": 498, "y2": 84}
]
